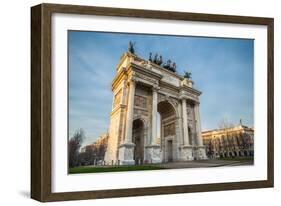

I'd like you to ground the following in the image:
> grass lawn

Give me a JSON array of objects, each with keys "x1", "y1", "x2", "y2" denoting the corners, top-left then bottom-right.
[
  {"x1": 69, "y1": 165, "x2": 166, "y2": 174},
  {"x1": 219, "y1": 157, "x2": 254, "y2": 161}
]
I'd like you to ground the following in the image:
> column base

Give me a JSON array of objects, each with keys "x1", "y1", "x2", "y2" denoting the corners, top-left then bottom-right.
[
  {"x1": 118, "y1": 142, "x2": 135, "y2": 165},
  {"x1": 145, "y1": 145, "x2": 161, "y2": 164},
  {"x1": 194, "y1": 146, "x2": 208, "y2": 160},
  {"x1": 181, "y1": 145, "x2": 194, "y2": 161}
]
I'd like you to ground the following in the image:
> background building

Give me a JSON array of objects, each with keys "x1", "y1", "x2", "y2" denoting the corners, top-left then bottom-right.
[
  {"x1": 79, "y1": 133, "x2": 109, "y2": 165},
  {"x1": 202, "y1": 123, "x2": 254, "y2": 159}
]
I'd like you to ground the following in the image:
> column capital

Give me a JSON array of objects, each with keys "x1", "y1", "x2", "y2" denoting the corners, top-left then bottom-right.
[
  {"x1": 127, "y1": 77, "x2": 137, "y2": 86},
  {"x1": 152, "y1": 84, "x2": 160, "y2": 92},
  {"x1": 180, "y1": 96, "x2": 199, "y2": 105},
  {"x1": 180, "y1": 96, "x2": 187, "y2": 101}
]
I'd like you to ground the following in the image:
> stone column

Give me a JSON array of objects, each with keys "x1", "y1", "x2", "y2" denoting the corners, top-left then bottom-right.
[
  {"x1": 181, "y1": 98, "x2": 190, "y2": 146},
  {"x1": 118, "y1": 78, "x2": 136, "y2": 165},
  {"x1": 180, "y1": 97, "x2": 193, "y2": 160},
  {"x1": 124, "y1": 79, "x2": 136, "y2": 143},
  {"x1": 151, "y1": 86, "x2": 159, "y2": 145},
  {"x1": 121, "y1": 80, "x2": 127, "y2": 105},
  {"x1": 177, "y1": 102, "x2": 184, "y2": 146},
  {"x1": 145, "y1": 85, "x2": 161, "y2": 164},
  {"x1": 194, "y1": 103, "x2": 207, "y2": 160},
  {"x1": 194, "y1": 103, "x2": 203, "y2": 146},
  {"x1": 120, "y1": 80, "x2": 127, "y2": 141}
]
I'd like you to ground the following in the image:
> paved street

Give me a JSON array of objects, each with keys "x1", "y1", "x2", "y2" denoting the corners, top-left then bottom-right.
[{"x1": 157, "y1": 159, "x2": 254, "y2": 169}]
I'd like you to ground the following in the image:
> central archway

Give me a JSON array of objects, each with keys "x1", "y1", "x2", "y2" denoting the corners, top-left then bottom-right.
[{"x1": 157, "y1": 101, "x2": 177, "y2": 162}]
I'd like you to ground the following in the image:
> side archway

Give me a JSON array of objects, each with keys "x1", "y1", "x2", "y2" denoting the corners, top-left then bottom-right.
[{"x1": 132, "y1": 118, "x2": 145, "y2": 164}]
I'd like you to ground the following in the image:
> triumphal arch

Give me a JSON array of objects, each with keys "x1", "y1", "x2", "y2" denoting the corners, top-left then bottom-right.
[{"x1": 104, "y1": 52, "x2": 207, "y2": 165}]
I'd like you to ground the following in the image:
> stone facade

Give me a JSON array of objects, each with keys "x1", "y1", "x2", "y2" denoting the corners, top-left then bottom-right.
[
  {"x1": 202, "y1": 124, "x2": 254, "y2": 159},
  {"x1": 104, "y1": 52, "x2": 207, "y2": 165}
]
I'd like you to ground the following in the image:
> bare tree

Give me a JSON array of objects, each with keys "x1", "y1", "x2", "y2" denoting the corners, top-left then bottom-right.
[
  {"x1": 205, "y1": 139, "x2": 214, "y2": 158},
  {"x1": 80, "y1": 145, "x2": 95, "y2": 165},
  {"x1": 95, "y1": 143, "x2": 107, "y2": 160},
  {"x1": 218, "y1": 117, "x2": 234, "y2": 129},
  {"x1": 68, "y1": 128, "x2": 85, "y2": 167},
  {"x1": 216, "y1": 118, "x2": 236, "y2": 158}
]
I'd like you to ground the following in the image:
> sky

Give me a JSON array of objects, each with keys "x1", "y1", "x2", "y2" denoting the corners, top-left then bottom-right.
[{"x1": 68, "y1": 31, "x2": 254, "y2": 147}]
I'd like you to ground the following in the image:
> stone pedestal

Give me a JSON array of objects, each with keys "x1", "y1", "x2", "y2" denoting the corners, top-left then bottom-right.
[
  {"x1": 181, "y1": 145, "x2": 194, "y2": 161},
  {"x1": 145, "y1": 145, "x2": 161, "y2": 164},
  {"x1": 194, "y1": 146, "x2": 208, "y2": 160},
  {"x1": 118, "y1": 142, "x2": 135, "y2": 165}
]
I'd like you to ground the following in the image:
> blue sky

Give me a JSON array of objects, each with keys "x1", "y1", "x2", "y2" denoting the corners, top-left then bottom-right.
[{"x1": 68, "y1": 31, "x2": 254, "y2": 146}]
